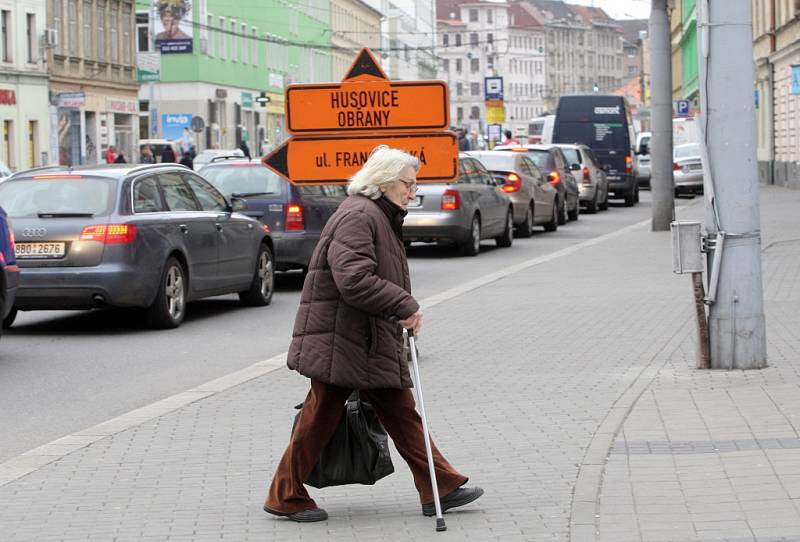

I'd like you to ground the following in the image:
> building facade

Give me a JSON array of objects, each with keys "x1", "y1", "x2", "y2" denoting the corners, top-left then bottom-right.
[
  {"x1": 436, "y1": 0, "x2": 546, "y2": 139},
  {"x1": 47, "y1": 0, "x2": 139, "y2": 166},
  {"x1": 753, "y1": 0, "x2": 800, "y2": 189},
  {"x1": 0, "y1": 0, "x2": 51, "y2": 171},
  {"x1": 136, "y1": 0, "x2": 332, "y2": 157},
  {"x1": 330, "y1": 0, "x2": 382, "y2": 80},
  {"x1": 364, "y1": 0, "x2": 436, "y2": 81}
]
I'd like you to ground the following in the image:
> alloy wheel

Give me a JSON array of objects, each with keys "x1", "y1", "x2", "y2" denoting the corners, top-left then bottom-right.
[{"x1": 166, "y1": 266, "x2": 185, "y2": 321}]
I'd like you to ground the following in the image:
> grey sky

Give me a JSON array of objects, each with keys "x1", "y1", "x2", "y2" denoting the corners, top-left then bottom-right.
[{"x1": 567, "y1": 0, "x2": 651, "y2": 20}]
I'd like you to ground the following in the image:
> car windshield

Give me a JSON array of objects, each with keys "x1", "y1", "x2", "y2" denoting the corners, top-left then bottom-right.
[
  {"x1": 560, "y1": 148, "x2": 581, "y2": 166},
  {"x1": 0, "y1": 177, "x2": 116, "y2": 218},
  {"x1": 525, "y1": 150, "x2": 552, "y2": 169},
  {"x1": 674, "y1": 144, "x2": 700, "y2": 159},
  {"x1": 471, "y1": 153, "x2": 514, "y2": 171},
  {"x1": 201, "y1": 165, "x2": 284, "y2": 197}
]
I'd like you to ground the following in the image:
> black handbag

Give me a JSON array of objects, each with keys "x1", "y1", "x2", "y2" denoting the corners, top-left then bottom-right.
[{"x1": 293, "y1": 392, "x2": 394, "y2": 488}]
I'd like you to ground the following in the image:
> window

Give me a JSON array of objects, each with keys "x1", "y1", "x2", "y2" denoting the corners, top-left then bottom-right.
[
  {"x1": 230, "y1": 20, "x2": 237, "y2": 62},
  {"x1": 133, "y1": 177, "x2": 166, "y2": 213},
  {"x1": 252, "y1": 28, "x2": 257, "y2": 65},
  {"x1": 184, "y1": 175, "x2": 227, "y2": 212},
  {"x1": 241, "y1": 23, "x2": 248, "y2": 64},
  {"x1": 470, "y1": 33, "x2": 478, "y2": 46},
  {"x1": 52, "y1": 0, "x2": 63, "y2": 54},
  {"x1": 68, "y1": 0, "x2": 78, "y2": 56},
  {"x1": 487, "y1": 33, "x2": 493, "y2": 45},
  {"x1": 470, "y1": 82, "x2": 480, "y2": 96},
  {"x1": 488, "y1": 54, "x2": 494, "y2": 70},
  {"x1": 456, "y1": 107, "x2": 463, "y2": 122},
  {"x1": 442, "y1": 58, "x2": 449, "y2": 72},
  {"x1": 470, "y1": 106, "x2": 480, "y2": 119},
  {"x1": 456, "y1": 82, "x2": 462, "y2": 96},
  {"x1": 469, "y1": 9, "x2": 478, "y2": 22},
  {"x1": 470, "y1": 58, "x2": 479, "y2": 72},
  {"x1": 206, "y1": 14, "x2": 214, "y2": 56},
  {"x1": 443, "y1": 33, "x2": 448, "y2": 47},
  {"x1": 136, "y1": 11, "x2": 149, "y2": 53},
  {"x1": 158, "y1": 173, "x2": 200, "y2": 211},
  {"x1": 122, "y1": 6, "x2": 131, "y2": 65},
  {"x1": 97, "y1": 2, "x2": 105, "y2": 62},
  {"x1": 487, "y1": 9, "x2": 493, "y2": 24},
  {"x1": 219, "y1": 17, "x2": 226, "y2": 58},
  {"x1": 110, "y1": 3, "x2": 118, "y2": 63},
  {"x1": 455, "y1": 58, "x2": 462, "y2": 72},
  {"x1": 85, "y1": 3, "x2": 95, "y2": 58},
  {"x1": 26, "y1": 14, "x2": 37, "y2": 63},
  {"x1": 455, "y1": 33, "x2": 461, "y2": 46}
]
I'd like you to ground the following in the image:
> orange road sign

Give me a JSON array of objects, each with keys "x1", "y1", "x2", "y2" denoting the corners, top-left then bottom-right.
[
  {"x1": 262, "y1": 132, "x2": 458, "y2": 185},
  {"x1": 285, "y1": 49, "x2": 449, "y2": 135},
  {"x1": 286, "y1": 80, "x2": 449, "y2": 134}
]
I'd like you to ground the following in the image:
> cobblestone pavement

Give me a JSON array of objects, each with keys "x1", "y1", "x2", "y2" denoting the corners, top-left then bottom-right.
[{"x1": 0, "y1": 187, "x2": 797, "y2": 541}]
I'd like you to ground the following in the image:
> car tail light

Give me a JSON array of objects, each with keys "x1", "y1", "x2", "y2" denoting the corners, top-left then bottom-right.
[
  {"x1": 80, "y1": 224, "x2": 137, "y2": 244},
  {"x1": 285, "y1": 203, "x2": 305, "y2": 231},
  {"x1": 673, "y1": 162, "x2": 682, "y2": 171},
  {"x1": 441, "y1": 189, "x2": 460, "y2": 210},
  {"x1": 582, "y1": 167, "x2": 591, "y2": 185},
  {"x1": 625, "y1": 155, "x2": 633, "y2": 174},
  {"x1": 32, "y1": 174, "x2": 83, "y2": 180},
  {"x1": 7, "y1": 219, "x2": 14, "y2": 252},
  {"x1": 547, "y1": 171, "x2": 561, "y2": 187},
  {"x1": 502, "y1": 172, "x2": 522, "y2": 193}
]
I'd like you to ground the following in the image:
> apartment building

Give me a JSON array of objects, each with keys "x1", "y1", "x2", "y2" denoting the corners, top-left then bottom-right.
[
  {"x1": 753, "y1": 0, "x2": 800, "y2": 189},
  {"x1": 47, "y1": 0, "x2": 139, "y2": 165},
  {"x1": 0, "y1": 0, "x2": 50, "y2": 170},
  {"x1": 331, "y1": 0, "x2": 382, "y2": 80},
  {"x1": 365, "y1": 0, "x2": 437, "y2": 80}
]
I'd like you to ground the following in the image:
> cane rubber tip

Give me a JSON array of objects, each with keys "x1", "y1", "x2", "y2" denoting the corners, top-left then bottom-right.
[{"x1": 436, "y1": 518, "x2": 447, "y2": 531}]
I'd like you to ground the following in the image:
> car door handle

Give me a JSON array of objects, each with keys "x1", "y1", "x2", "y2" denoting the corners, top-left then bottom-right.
[
  {"x1": 179, "y1": 224, "x2": 189, "y2": 234},
  {"x1": 216, "y1": 224, "x2": 223, "y2": 232}
]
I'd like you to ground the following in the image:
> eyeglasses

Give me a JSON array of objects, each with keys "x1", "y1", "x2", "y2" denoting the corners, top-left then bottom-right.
[{"x1": 399, "y1": 178, "x2": 418, "y2": 192}]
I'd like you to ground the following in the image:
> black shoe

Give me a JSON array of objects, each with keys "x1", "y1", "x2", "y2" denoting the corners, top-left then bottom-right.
[
  {"x1": 264, "y1": 506, "x2": 328, "y2": 522},
  {"x1": 422, "y1": 486, "x2": 484, "y2": 516}
]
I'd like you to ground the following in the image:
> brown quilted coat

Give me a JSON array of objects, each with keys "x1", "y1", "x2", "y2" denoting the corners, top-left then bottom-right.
[{"x1": 286, "y1": 195, "x2": 420, "y2": 389}]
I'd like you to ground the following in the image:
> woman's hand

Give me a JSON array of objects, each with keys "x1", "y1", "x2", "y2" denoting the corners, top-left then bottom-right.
[{"x1": 398, "y1": 309, "x2": 424, "y2": 335}]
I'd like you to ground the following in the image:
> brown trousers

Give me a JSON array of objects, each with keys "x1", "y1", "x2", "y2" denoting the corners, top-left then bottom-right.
[{"x1": 265, "y1": 380, "x2": 468, "y2": 513}]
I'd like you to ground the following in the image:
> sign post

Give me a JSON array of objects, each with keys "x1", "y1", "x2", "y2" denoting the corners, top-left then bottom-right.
[{"x1": 263, "y1": 48, "x2": 457, "y2": 185}]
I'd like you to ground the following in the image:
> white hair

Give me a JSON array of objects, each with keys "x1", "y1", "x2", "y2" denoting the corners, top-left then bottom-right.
[{"x1": 347, "y1": 146, "x2": 420, "y2": 199}]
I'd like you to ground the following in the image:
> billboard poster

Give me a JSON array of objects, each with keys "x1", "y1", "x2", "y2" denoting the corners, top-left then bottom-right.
[
  {"x1": 154, "y1": 0, "x2": 193, "y2": 54},
  {"x1": 162, "y1": 113, "x2": 193, "y2": 141}
]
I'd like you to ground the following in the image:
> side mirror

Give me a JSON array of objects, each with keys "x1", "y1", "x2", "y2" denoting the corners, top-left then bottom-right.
[
  {"x1": 230, "y1": 197, "x2": 247, "y2": 212},
  {"x1": 569, "y1": 163, "x2": 581, "y2": 171}
]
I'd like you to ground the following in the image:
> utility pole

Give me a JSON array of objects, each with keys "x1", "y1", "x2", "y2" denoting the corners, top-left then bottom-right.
[
  {"x1": 649, "y1": 0, "x2": 674, "y2": 231},
  {"x1": 149, "y1": 3, "x2": 157, "y2": 140},
  {"x1": 698, "y1": 0, "x2": 766, "y2": 369}
]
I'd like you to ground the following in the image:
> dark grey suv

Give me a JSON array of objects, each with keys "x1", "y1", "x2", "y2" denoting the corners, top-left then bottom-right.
[{"x1": 0, "y1": 164, "x2": 275, "y2": 329}]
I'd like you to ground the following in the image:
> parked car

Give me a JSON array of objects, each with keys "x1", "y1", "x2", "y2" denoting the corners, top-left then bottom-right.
[
  {"x1": 465, "y1": 150, "x2": 558, "y2": 235},
  {"x1": 0, "y1": 205, "x2": 19, "y2": 336},
  {"x1": 493, "y1": 144, "x2": 580, "y2": 225},
  {"x1": 192, "y1": 149, "x2": 244, "y2": 171},
  {"x1": 199, "y1": 157, "x2": 347, "y2": 273},
  {"x1": 635, "y1": 132, "x2": 651, "y2": 188},
  {"x1": 554, "y1": 143, "x2": 610, "y2": 213},
  {"x1": 403, "y1": 154, "x2": 514, "y2": 256},
  {"x1": 673, "y1": 143, "x2": 704, "y2": 196},
  {"x1": 0, "y1": 163, "x2": 275, "y2": 329},
  {"x1": 139, "y1": 139, "x2": 182, "y2": 163}
]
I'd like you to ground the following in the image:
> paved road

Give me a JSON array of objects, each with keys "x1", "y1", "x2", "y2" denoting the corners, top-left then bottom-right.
[{"x1": 0, "y1": 194, "x2": 663, "y2": 461}]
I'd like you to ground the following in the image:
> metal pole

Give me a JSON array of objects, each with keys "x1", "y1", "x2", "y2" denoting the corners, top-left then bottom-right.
[
  {"x1": 149, "y1": 3, "x2": 156, "y2": 140},
  {"x1": 649, "y1": 0, "x2": 675, "y2": 231},
  {"x1": 698, "y1": 0, "x2": 766, "y2": 369}
]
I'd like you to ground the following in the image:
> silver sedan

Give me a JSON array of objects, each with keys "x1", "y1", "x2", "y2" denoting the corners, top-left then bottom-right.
[{"x1": 673, "y1": 143, "x2": 704, "y2": 196}]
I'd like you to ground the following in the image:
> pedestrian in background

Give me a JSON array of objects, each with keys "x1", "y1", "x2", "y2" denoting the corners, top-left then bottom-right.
[
  {"x1": 104, "y1": 145, "x2": 117, "y2": 164},
  {"x1": 263, "y1": 146, "x2": 483, "y2": 523},
  {"x1": 179, "y1": 151, "x2": 194, "y2": 170},
  {"x1": 161, "y1": 145, "x2": 177, "y2": 163},
  {"x1": 113, "y1": 153, "x2": 127, "y2": 164},
  {"x1": 456, "y1": 128, "x2": 471, "y2": 151},
  {"x1": 503, "y1": 130, "x2": 520, "y2": 146},
  {"x1": 239, "y1": 140, "x2": 252, "y2": 160},
  {"x1": 140, "y1": 144, "x2": 155, "y2": 164}
]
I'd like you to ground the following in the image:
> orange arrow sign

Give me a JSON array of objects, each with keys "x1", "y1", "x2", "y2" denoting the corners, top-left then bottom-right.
[
  {"x1": 262, "y1": 133, "x2": 458, "y2": 185},
  {"x1": 286, "y1": 81, "x2": 449, "y2": 135}
]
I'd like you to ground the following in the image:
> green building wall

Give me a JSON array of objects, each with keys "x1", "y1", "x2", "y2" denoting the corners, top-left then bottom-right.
[{"x1": 680, "y1": 0, "x2": 698, "y2": 100}]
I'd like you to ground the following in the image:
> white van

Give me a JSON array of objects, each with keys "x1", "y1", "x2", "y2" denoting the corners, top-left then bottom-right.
[{"x1": 527, "y1": 115, "x2": 555, "y2": 144}]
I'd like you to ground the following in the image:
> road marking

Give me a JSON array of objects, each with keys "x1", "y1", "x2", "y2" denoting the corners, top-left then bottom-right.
[{"x1": 0, "y1": 203, "x2": 691, "y2": 487}]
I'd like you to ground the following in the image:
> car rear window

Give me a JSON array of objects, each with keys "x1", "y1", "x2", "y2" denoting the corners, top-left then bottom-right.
[
  {"x1": 296, "y1": 185, "x2": 347, "y2": 197},
  {"x1": 0, "y1": 177, "x2": 116, "y2": 218},
  {"x1": 471, "y1": 153, "x2": 514, "y2": 172},
  {"x1": 560, "y1": 148, "x2": 581, "y2": 166},
  {"x1": 526, "y1": 150, "x2": 553, "y2": 170},
  {"x1": 674, "y1": 144, "x2": 700, "y2": 159},
  {"x1": 202, "y1": 165, "x2": 284, "y2": 198}
]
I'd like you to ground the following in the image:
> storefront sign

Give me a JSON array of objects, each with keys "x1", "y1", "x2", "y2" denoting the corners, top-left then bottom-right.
[
  {"x1": 0, "y1": 90, "x2": 16, "y2": 105},
  {"x1": 57, "y1": 92, "x2": 86, "y2": 108},
  {"x1": 162, "y1": 113, "x2": 193, "y2": 140},
  {"x1": 154, "y1": 0, "x2": 193, "y2": 54},
  {"x1": 242, "y1": 92, "x2": 253, "y2": 108},
  {"x1": 137, "y1": 52, "x2": 161, "y2": 81},
  {"x1": 106, "y1": 97, "x2": 139, "y2": 114},
  {"x1": 269, "y1": 73, "x2": 285, "y2": 89}
]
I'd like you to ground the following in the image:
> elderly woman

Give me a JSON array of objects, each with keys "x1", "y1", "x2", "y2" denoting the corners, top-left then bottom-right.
[{"x1": 264, "y1": 146, "x2": 483, "y2": 522}]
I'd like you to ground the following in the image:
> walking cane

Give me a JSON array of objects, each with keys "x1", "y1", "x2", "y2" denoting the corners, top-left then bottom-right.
[{"x1": 404, "y1": 328, "x2": 447, "y2": 532}]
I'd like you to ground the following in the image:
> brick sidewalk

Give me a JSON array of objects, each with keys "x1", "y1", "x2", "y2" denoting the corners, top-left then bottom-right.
[{"x1": 0, "y1": 187, "x2": 797, "y2": 541}]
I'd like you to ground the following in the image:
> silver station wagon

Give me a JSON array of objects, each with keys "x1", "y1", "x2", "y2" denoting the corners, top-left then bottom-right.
[{"x1": 0, "y1": 164, "x2": 275, "y2": 329}]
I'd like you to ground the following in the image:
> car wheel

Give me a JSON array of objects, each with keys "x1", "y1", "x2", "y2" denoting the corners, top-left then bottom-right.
[
  {"x1": 496, "y1": 209, "x2": 514, "y2": 248},
  {"x1": 543, "y1": 202, "x2": 558, "y2": 232},
  {"x1": 2, "y1": 307, "x2": 17, "y2": 329},
  {"x1": 557, "y1": 197, "x2": 567, "y2": 225},
  {"x1": 460, "y1": 215, "x2": 481, "y2": 256},
  {"x1": 599, "y1": 188, "x2": 609, "y2": 211},
  {"x1": 624, "y1": 189, "x2": 635, "y2": 207},
  {"x1": 568, "y1": 196, "x2": 580, "y2": 221},
  {"x1": 634, "y1": 185, "x2": 640, "y2": 203},
  {"x1": 516, "y1": 204, "x2": 534, "y2": 238},
  {"x1": 239, "y1": 243, "x2": 274, "y2": 306},
  {"x1": 145, "y1": 257, "x2": 186, "y2": 329},
  {"x1": 585, "y1": 191, "x2": 598, "y2": 214}
]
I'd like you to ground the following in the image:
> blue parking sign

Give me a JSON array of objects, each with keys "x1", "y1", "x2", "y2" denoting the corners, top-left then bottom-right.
[{"x1": 676, "y1": 100, "x2": 690, "y2": 117}]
